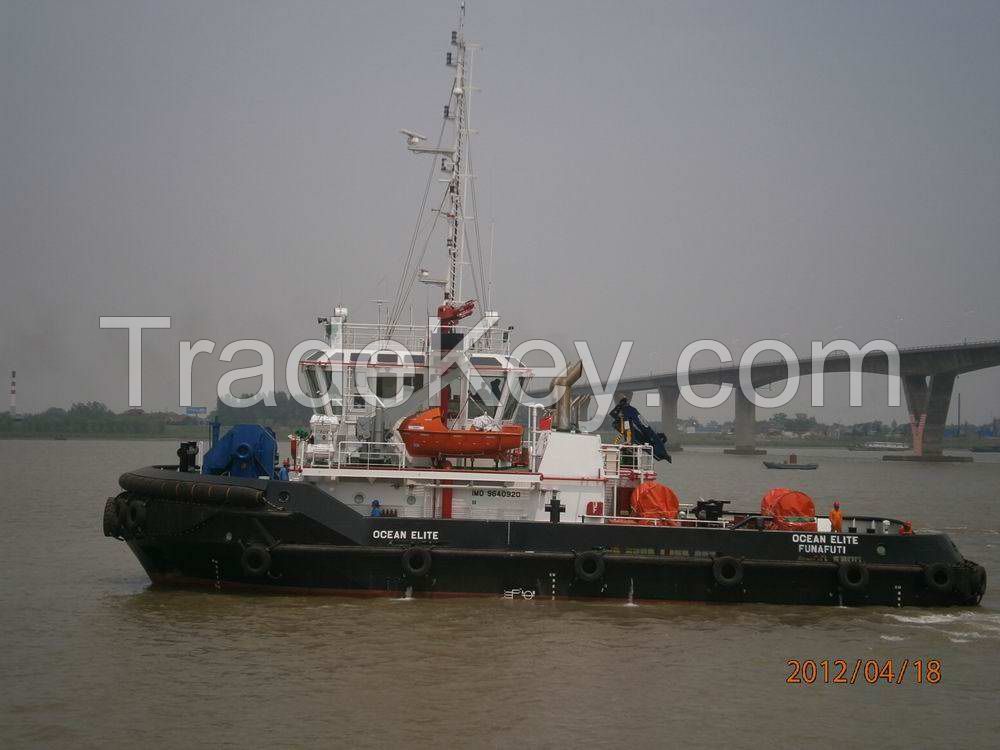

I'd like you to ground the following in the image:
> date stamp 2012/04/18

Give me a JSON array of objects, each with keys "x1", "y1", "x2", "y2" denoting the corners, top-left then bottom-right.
[{"x1": 786, "y1": 659, "x2": 941, "y2": 685}]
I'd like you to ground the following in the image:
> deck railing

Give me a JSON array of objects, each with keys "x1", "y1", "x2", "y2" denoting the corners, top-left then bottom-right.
[
  {"x1": 600, "y1": 443, "x2": 655, "y2": 478},
  {"x1": 304, "y1": 439, "x2": 405, "y2": 469},
  {"x1": 336, "y1": 440, "x2": 405, "y2": 469},
  {"x1": 337, "y1": 322, "x2": 510, "y2": 355},
  {"x1": 582, "y1": 513, "x2": 728, "y2": 528}
]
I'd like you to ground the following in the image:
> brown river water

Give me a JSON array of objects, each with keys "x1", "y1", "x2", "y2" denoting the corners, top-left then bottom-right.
[{"x1": 1, "y1": 439, "x2": 998, "y2": 748}]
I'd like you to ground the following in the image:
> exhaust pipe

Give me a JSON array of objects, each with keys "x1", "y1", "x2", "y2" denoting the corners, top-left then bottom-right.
[
  {"x1": 549, "y1": 360, "x2": 583, "y2": 431},
  {"x1": 571, "y1": 393, "x2": 591, "y2": 426}
]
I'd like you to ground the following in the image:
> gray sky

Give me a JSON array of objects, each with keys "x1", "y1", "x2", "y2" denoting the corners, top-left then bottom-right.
[{"x1": 2, "y1": 0, "x2": 998, "y2": 424}]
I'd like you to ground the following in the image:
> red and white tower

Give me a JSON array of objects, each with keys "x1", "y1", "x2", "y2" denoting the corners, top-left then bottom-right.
[{"x1": 9, "y1": 370, "x2": 15, "y2": 418}]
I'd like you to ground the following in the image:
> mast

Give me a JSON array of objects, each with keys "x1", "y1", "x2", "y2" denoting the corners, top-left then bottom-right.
[
  {"x1": 395, "y1": 1, "x2": 479, "y2": 331},
  {"x1": 445, "y1": 1, "x2": 467, "y2": 303}
]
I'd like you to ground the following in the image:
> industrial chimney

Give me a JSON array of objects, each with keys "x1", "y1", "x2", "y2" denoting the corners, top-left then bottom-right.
[{"x1": 9, "y1": 370, "x2": 16, "y2": 419}]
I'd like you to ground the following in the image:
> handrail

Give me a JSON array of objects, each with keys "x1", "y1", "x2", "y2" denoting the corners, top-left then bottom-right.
[
  {"x1": 335, "y1": 321, "x2": 510, "y2": 354},
  {"x1": 336, "y1": 440, "x2": 405, "y2": 469},
  {"x1": 583, "y1": 513, "x2": 727, "y2": 528}
]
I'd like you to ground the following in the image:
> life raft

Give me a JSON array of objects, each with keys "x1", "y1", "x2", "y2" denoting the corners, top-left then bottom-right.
[
  {"x1": 608, "y1": 482, "x2": 680, "y2": 526},
  {"x1": 398, "y1": 407, "x2": 523, "y2": 459},
  {"x1": 760, "y1": 488, "x2": 817, "y2": 532}
]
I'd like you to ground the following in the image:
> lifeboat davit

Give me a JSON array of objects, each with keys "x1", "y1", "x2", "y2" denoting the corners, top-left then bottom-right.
[{"x1": 398, "y1": 407, "x2": 523, "y2": 459}]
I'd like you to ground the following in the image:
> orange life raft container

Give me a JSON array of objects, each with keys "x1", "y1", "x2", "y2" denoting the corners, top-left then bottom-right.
[
  {"x1": 609, "y1": 481, "x2": 680, "y2": 526},
  {"x1": 398, "y1": 407, "x2": 524, "y2": 459},
  {"x1": 760, "y1": 487, "x2": 817, "y2": 532}
]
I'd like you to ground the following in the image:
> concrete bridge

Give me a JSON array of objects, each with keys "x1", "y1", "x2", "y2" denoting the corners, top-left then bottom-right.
[{"x1": 581, "y1": 340, "x2": 1000, "y2": 458}]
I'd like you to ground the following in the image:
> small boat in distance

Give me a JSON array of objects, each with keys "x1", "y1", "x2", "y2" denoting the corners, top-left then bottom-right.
[
  {"x1": 849, "y1": 441, "x2": 909, "y2": 452},
  {"x1": 763, "y1": 454, "x2": 818, "y2": 470},
  {"x1": 969, "y1": 444, "x2": 1000, "y2": 453}
]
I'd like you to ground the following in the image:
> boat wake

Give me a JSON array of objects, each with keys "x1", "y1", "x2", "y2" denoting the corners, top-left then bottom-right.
[
  {"x1": 882, "y1": 610, "x2": 1000, "y2": 643},
  {"x1": 883, "y1": 611, "x2": 1000, "y2": 626}
]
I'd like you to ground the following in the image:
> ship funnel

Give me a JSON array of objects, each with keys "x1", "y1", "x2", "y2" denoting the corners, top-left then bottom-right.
[
  {"x1": 571, "y1": 393, "x2": 591, "y2": 426},
  {"x1": 550, "y1": 360, "x2": 583, "y2": 432}
]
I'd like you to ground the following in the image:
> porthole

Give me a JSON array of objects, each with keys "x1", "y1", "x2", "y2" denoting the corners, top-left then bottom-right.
[
  {"x1": 406, "y1": 494, "x2": 417, "y2": 506},
  {"x1": 354, "y1": 493, "x2": 365, "y2": 505}
]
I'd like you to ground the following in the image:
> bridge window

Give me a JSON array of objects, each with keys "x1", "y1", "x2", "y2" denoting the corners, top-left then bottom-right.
[
  {"x1": 403, "y1": 374, "x2": 426, "y2": 390},
  {"x1": 376, "y1": 375, "x2": 400, "y2": 399},
  {"x1": 471, "y1": 356, "x2": 501, "y2": 369}
]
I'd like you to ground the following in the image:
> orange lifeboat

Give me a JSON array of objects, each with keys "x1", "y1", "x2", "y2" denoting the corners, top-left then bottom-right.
[{"x1": 398, "y1": 407, "x2": 524, "y2": 459}]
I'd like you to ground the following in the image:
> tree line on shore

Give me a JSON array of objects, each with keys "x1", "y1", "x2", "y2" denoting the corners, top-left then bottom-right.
[
  {"x1": 2, "y1": 398, "x2": 996, "y2": 441},
  {"x1": 0, "y1": 393, "x2": 313, "y2": 436}
]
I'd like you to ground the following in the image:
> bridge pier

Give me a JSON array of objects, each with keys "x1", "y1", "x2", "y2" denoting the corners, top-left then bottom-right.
[
  {"x1": 888, "y1": 372, "x2": 970, "y2": 461},
  {"x1": 725, "y1": 386, "x2": 766, "y2": 455},
  {"x1": 658, "y1": 385, "x2": 682, "y2": 451}
]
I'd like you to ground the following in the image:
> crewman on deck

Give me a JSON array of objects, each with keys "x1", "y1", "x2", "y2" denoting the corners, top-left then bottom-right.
[
  {"x1": 278, "y1": 459, "x2": 290, "y2": 481},
  {"x1": 829, "y1": 501, "x2": 843, "y2": 532},
  {"x1": 370, "y1": 499, "x2": 383, "y2": 518}
]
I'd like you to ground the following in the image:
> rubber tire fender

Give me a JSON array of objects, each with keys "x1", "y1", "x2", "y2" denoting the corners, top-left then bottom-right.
[
  {"x1": 401, "y1": 547, "x2": 433, "y2": 578},
  {"x1": 115, "y1": 495, "x2": 130, "y2": 528},
  {"x1": 712, "y1": 556, "x2": 744, "y2": 588},
  {"x1": 971, "y1": 565, "x2": 987, "y2": 603},
  {"x1": 574, "y1": 550, "x2": 606, "y2": 583},
  {"x1": 924, "y1": 562, "x2": 954, "y2": 593},
  {"x1": 974, "y1": 565, "x2": 987, "y2": 593},
  {"x1": 125, "y1": 500, "x2": 147, "y2": 531},
  {"x1": 838, "y1": 560, "x2": 869, "y2": 591},
  {"x1": 241, "y1": 545, "x2": 271, "y2": 577},
  {"x1": 103, "y1": 496, "x2": 122, "y2": 538}
]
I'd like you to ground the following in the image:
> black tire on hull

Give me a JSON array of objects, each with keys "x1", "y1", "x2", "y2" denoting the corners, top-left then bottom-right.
[
  {"x1": 924, "y1": 562, "x2": 954, "y2": 593},
  {"x1": 972, "y1": 565, "x2": 987, "y2": 603},
  {"x1": 241, "y1": 545, "x2": 271, "y2": 577},
  {"x1": 712, "y1": 556, "x2": 744, "y2": 588},
  {"x1": 402, "y1": 547, "x2": 433, "y2": 578},
  {"x1": 103, "y1": 496, "x2": 123, "y2": 538},
  {"x1": 125, "y1": 500, "x2": 146, "y2": 532},
  {"x1": 838, "y1": 561, "x2": 869, "y2": 591},
  {"x1": 115, "y1": 495, "x2": 129, "y2": 528},
  {"x1": 574, "y1": 551, "x2": 605, "y2": 582}
]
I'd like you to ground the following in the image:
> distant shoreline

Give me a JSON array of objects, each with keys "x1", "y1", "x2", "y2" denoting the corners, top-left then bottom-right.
[
  {"x1": 0, "y1": 425, "x2": 302, "y2": 442},
  {"x1": 2, "y1": 431, "x2": 993, "y2": 451},
  {"x1": 0, "y1": 432, "x2": 207, "y2": 441}
]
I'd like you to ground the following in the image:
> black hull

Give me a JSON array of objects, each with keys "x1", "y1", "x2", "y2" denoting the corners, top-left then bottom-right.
[{"x1": 105, "y1": 467, "x2": 987, "y2": 608}]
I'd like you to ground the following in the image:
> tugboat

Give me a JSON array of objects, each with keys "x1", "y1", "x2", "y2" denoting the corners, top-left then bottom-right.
[{"x1": 102, "y1": 4, "x2": 985, "y2": 607}]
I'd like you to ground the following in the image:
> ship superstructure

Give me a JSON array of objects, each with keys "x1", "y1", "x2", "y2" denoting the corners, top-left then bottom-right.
[{"x1": 290, "y1": 2, "x2": 658, "y2": 527}]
